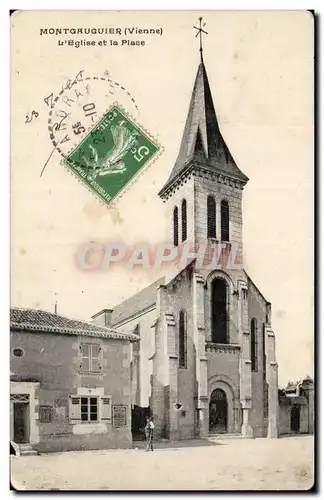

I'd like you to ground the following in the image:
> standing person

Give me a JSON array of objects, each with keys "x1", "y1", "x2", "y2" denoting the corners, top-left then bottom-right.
[
  {"x1": 144, "y1": 417, "x2": 154, "y2": 452},
  {"x1": 149, "y1": 417, "x2": 154, "y2": 452}
]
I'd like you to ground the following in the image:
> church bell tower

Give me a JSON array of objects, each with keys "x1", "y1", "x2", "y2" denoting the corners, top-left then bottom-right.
[
  {"x1": 158, "y1": 24, "x2": 249, "y2": 272},
  {"x1": 158, "y1": 18, "x2": 255, "y2": 439}
]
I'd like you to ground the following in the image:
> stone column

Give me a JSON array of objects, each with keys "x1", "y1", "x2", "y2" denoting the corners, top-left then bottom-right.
[
  {"x1": 233, "y1": 402, "x2": 242, "y2": 433},
  {"x1": 165, "y1": 312, "x2": 179, "y2": 441},
  {"x1": 238, "y1": 281, "x2": 253, "y2": 437},
  {"x1": 264, "y1": 324, "x2": 279, "y2": 438},
  {"x1": 192, "y1": 272, "x2": 209, "y2": 438},
  {"x1": 151, "y1": 285, "x2": 169, "y2": 438}
]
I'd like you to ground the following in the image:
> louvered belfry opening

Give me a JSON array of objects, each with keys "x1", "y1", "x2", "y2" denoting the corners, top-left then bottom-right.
[
  {"x1": 181, "y1": 199, "x2": 187, "y2": 242},
  {"x1": 173, "y1": 206, "x2": 179, "y2": 247},
  {"x1": 207, "y1": 195, "x2": 216, "y2": 238},
  {"x1": 211, "y1": 278, "x2": 228, "y2": 344},
  {"x1": 221, "y1": 200, "x2": 229, "y2": 242}
]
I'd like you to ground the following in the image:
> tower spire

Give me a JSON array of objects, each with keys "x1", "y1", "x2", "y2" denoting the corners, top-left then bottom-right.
[
  {"x1": 193, "y1": 16, "x2": 208, "y2": 61},
  {"x1": 158, "y1": 21, "x2": 249, "y2": 198}
]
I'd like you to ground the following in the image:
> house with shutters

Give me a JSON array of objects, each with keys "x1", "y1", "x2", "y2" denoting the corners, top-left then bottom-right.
[
  {"x1": 92, "y1": 47, "x2": 280, "y2": 441},
  {"x1": 10, "y1": 307, "x2": 138, "y2": 454}
]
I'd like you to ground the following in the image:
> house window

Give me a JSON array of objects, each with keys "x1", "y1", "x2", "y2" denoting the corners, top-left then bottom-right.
[
  {"x1": 69, "y1": 395, "x2": 111, "y2": 423},
  {"x1": 12, "y1": 348, "x2": 24, "y2": 357},
  {"x1": 39, "y1": 405, "x2": 53, "y2": 423},
  {"x1": 251, "y1": 318, "x2": 258, "y2": 372},
  {"x1": 207, "y1": 195, "x2": 216, "y2": 238},
  {"x1": 173, "y1": 206, "x2": 179, "y2": 247},
  {"x1": 80, "y1": 343, "x2": 101, "y2": 373},
  {"x1": 181, "y1": 199, "x2": 187, "y2": 242},
  {"x1": 179, "y1": 310, "x2": 187, "y2": 368},
  {"x1": 221, "y1": 199, "x2": 230, "y2": 242},
  {"x1": 211, "y1": 278, "x2": 228, "y2": 343},
  {"x1": 81, "y1": 397, "x2": 99, "y2": 422}
]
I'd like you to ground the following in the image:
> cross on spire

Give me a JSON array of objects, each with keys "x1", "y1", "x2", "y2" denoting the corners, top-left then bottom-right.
[{"x1": 193, "y1": 17, "x2": 208, "y2": 60}]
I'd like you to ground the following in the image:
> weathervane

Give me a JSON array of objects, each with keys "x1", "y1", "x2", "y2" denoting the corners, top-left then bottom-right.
[{"x1": 193, "y1": 17, "x2": 208, "y2": 59}]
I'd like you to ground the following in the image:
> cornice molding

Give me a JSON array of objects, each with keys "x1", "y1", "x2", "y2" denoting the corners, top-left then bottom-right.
[{"x1": 159, "y1": 162, "x2": 247, "y2": 201}]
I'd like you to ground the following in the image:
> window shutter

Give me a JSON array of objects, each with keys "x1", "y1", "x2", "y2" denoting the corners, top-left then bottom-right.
[
  {"x1": 81, "y1": 344, "x2": 90, "y2": 356},
  {"x1": 80, "y1": 343, "x2": 90, "y2": 372},
  {"x1": 101, "y1": 396, "x2": 112, "y2": 420},
  {"x1": 69, "y1": 396, "x2": 81, "y2": 422},
  {"x1": 91, "y1": 358, "x2": 101, "y2": 372},
  {"x1": 91, "y1": 345, "x2": 101, "y2": 358},
  {"x1": 80, "y1": 343, "x2": 102, "y2": 373},
  {"x1": 90, "y1": 344, "x2": 101, "y2": 373}
]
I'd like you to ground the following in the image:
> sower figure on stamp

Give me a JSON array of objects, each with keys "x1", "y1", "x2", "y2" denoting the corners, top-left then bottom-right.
[{"x1": 145, "y1": 417, "x2": 154, "y2": 451}]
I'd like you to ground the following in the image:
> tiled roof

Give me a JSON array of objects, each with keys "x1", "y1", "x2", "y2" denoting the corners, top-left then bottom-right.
[
  {"x1": 285, "y1": 383, "x2": 298, "y2": 392},
  {"x1": 110, "y1": 277, "x2": 165, "y2": 326},
  {"x1": 10, "y1": 307, "x2": 139, "y2": 341}
]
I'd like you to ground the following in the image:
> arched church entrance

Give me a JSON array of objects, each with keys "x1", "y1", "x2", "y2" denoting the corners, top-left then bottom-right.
[
  {"x1": 290, "y1": 406, "x2": 300, "y2": 433},
  {"x1": 209, "y1": 388, "x2": 228, "y2": 434}
]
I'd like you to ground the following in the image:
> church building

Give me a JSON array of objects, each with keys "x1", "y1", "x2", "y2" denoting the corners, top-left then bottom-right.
[{"x1": 92, "y1": 44, "x2": 279, "y2": 440}]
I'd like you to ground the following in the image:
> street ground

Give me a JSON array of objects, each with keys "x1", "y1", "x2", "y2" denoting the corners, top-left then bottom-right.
[{"x1": 10, "y1": 435, "x2": 314, "y2": 491}]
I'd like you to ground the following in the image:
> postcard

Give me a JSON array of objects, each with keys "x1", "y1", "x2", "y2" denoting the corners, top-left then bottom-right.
[{"x1": 10, "y1": 10, "x2": 314, "y2": 491}]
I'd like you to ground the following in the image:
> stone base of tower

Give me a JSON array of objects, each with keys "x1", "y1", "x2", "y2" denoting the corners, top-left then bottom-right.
[{"x1": 195, "y1": 397, "x2": 209, "y2": 439}]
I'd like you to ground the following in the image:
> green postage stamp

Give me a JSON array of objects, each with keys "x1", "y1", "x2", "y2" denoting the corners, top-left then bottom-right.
[{"x1": 63, "y1": 104, "x2": 161, "y2": 204}]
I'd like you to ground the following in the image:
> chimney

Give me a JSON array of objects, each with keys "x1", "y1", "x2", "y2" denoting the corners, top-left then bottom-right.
[{"x1": 91, "y1": 308, "x2": 114, "y2": 327}]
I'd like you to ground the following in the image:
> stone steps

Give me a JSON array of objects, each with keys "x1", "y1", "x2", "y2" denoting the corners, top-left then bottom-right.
[
  {"x1": 208, "y1": 433, "x2": 253, "y2": 440},
  {"x1": 19, "y1": 443, "x2": 38, "y2": 456},
  {"x1": 11, "y1": 441, "x2": 38, "y2": 456}
]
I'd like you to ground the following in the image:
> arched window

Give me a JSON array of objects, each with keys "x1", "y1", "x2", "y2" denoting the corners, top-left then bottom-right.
[
  {"x1": 181, "y1": 199, "x2": 187, "y2": 242},
  {"x1": 211, "y1": 278, "x2": 228, "y2": 343},
  {"x1": 179, "y1": 310, "x2": 187, "y2": 368},
  {"x1": 173, "y1": 206, "x2": 179, "y2": 247},
  {"x1": 207, "y1": 195, "x2": 216, "y2": 238},
  {"x1": 251, "y1": 318, "x2": 258, "y2": 372},
  {"x1": 221, "y1": 200, "x2": 229, "y2": 242}
]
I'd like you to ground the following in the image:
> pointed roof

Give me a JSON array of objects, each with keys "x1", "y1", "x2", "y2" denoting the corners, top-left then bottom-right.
[{"x1": 159, "y1": 55, "x2": 248, "y2": 196}]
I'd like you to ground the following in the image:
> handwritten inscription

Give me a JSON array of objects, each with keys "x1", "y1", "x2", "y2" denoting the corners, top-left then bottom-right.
[{"x1": 25, "y1": 110, "x2": 39, "y2": 123}]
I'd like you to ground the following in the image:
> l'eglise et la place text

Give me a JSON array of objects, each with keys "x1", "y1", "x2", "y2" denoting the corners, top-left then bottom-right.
[{"x1": 57, "y1": 39, "x2": 148, "y2": 47}]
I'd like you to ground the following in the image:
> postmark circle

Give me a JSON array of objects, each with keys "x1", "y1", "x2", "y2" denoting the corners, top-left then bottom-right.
[{"x1": 48, "y1": 75, "x2": 139, "y2": 161}]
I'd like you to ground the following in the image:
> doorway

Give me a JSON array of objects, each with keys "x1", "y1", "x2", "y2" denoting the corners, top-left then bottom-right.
[
  {"x1": 290, "y1": 406, "x2": 300, "y2": 433},
  {"x1": 209, "y1": 388, "x2": 228, "y2": 434},
  {"x1": 13, "y1": 402, "x2": 30, "y2": 443}
]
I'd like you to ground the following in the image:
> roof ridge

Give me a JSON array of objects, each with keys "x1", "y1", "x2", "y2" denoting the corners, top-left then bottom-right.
[
  {"x1": 111, "y1": 277, "x2": 164, "y2": 310},
  {"x1": 10, "y1": 307, "x2": 139, "y2": 341},
  {"x1": 11, "y1": 322, "x2": 138, "y2": 340},
  {"x1": 10, "y1": 306, "x2": 117, "y2": 332}
]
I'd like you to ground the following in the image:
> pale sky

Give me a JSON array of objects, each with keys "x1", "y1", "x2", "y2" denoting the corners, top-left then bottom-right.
[{"x1": 11, "y1": 11, "x2": 314, "y2": 386}]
